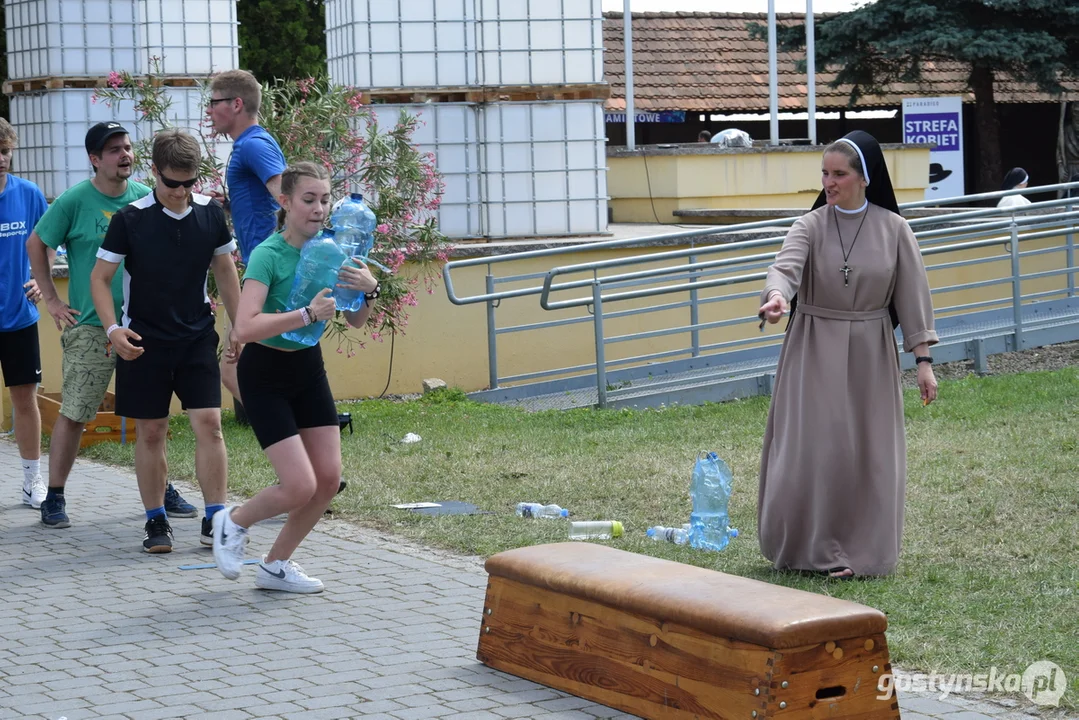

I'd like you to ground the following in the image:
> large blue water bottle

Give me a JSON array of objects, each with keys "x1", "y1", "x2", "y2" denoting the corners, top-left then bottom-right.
[
  {"x1": 281, "y1": 228, "x2": 347, "y2": 346},
  {"x1": 688, "y1": 452, "x2": 737, "y2": 552},
  {"x1": 331, "y1": 193, "x2": 377, "y2": 312}
]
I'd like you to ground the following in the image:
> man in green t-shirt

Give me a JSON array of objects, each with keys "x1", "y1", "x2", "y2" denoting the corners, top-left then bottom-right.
[{"x1": 26, "y1": 123, "x2": 197, "y2": 529}]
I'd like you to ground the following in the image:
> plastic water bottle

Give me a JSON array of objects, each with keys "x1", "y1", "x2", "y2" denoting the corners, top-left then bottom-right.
[
  {"x1": 568, "y1": 521, "x2": 624, "y2": 540},
  {"x1": 515, "y1": 502, "x2": 568, "y2": 519},
  {"x1": 646, "y1": 525, "x2": 689, "y2": 545},
  {"x1": 688, "y1": 452, "x2": 737, "y2": 552},
  {"x1": 331, "y1": 193, "x2": 377, "y2": 312},
  {"x1": 281, "y1": 228, "x2": 346, "y2": 347}
]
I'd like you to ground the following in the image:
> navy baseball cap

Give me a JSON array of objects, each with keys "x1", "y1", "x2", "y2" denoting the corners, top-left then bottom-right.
[{"x1": 85, "y1": 122, "x2": 130, "y2": 155}]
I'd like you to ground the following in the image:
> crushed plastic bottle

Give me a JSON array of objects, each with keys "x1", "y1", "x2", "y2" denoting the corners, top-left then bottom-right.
[
  {"x1": 646, "y1": 525, "x2": 689, "y2": 545},
  {"x1": 281, "y1": 228, "x2": 346, "y2": 347},
  {"x1": 688, "y1": 452, "x2": 737, "y2": 552},
  {"x1": 515, "y1": 502, "x2": 568, "y2": 519},
  {"x1": 330, "y1": 193, "x2": 378, "y2": 312},
  {"x1": 568, "y1": 521, "x2": 624, "y2": 540}
]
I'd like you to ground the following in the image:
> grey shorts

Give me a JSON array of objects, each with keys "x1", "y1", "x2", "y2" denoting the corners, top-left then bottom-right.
[{"x1": 60, "y1": 324, "x2": 116, "y2": 423}]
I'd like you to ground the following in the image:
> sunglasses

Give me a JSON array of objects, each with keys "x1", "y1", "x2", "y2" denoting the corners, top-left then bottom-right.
[
  {"x1": 207, "y1": 97, "x2": 235, "y2": 107},
  {"x1": 159, "y1": 172, "x2": 198, "y2": 189}
]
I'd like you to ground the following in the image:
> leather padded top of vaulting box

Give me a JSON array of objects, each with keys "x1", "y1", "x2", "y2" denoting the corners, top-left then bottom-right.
[{"x1": 485, "y1": 543, "x2": 887, "y2": 649}]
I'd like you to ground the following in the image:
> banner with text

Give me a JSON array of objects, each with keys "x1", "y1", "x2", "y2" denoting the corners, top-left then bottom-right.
[
  {"x1": 902, "y1": 97, "x2": 964, "y2": 200},
  {"x1": 604, "y1": 111, "x2": 686, "y2": 124}
]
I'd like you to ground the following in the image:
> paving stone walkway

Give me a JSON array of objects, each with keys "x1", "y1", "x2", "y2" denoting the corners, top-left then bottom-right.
[{"x1": 0, "y1": 440, "x2": 1066, "y2": 720}]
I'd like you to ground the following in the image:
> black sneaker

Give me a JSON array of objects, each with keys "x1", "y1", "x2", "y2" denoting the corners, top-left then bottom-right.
[
  {"x1": 40, "y1": 495, "x2": 71, "y2": 529},
  {"x1": 164, "y1": 483, "x2": 198, "y2": 518},
  {"x1": 200, "y1": 516, "x2": 214, "y2": 547},
  {"x1": 143, "y1": 516, "x2": 174, "y2": 553}
]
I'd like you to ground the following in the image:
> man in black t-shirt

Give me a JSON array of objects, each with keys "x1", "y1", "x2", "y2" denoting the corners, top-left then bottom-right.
[{"x1": 90, "y1": 129, "x2": 242, "y2": 554}]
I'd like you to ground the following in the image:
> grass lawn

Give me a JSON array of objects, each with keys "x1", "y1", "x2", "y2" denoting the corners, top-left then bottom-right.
[{"x1": 80, "y1": 368, "x2": 1079, "y2": 707}]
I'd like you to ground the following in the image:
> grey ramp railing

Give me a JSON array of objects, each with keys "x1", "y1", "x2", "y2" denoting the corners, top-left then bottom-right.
[{"x1": 443, "y1": 182, "x2": 1079, "y2": 409}]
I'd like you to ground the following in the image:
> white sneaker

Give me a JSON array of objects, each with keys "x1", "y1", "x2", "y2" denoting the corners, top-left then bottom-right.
[
  {"x1": 255, "y1": 556, "x2": 325, "y2": 594},
  {"x1": 22, "y1": 475, "x2": 46, "y2": 509},
  {"x1": 211, "y1": 506, "x2": 247, "y2": 580}
]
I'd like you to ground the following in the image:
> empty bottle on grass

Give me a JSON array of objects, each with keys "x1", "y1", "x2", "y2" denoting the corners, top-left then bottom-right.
[
  {"x1": 646, "y1": 524, "x2": 690, "y2": 545},
  {"x1": 330, "y1": 193, "x2": 377, "y2": 312},
  {"x1": 688, "y1": 452, "x2": 738, "y2": 552},
  {"x1": 281, "y1": 228, "x2": 346, "y2": 347},
  {"x1": 568, "y1": 521, "x2": 623, "y2": 540},
  {"x1": 515, "y1": 502, "x2": 568, "y2": 519}
]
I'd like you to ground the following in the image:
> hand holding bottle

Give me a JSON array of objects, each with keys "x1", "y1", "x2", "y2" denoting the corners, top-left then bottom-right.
[
  {"x1": 308, "y1": 288, "x2": 336, "y2": 323},
  {"x1": 337, "y1": 259, "x2": 378, "y2": 295}
]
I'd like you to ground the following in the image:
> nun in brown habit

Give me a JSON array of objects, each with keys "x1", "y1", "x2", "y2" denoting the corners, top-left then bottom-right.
[{"x1": 757, "y1": 131, "x2": 939, "y2": 578}]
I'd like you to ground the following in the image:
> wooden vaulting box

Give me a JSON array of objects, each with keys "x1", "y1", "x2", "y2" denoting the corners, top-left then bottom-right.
[
  {"x1": 477, "y1": 543, "x2": 901, "y2": 720},
  {"x1": 38, "y1": 390, "x2": 137, "y2": 448}
]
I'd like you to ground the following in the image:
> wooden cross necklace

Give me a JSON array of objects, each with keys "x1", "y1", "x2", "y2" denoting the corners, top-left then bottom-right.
[{"x1": 833, "y1": 204, "x2": 869, "y2": 287}]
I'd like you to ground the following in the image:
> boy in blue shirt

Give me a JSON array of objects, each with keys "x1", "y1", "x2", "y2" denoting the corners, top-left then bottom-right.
[{"x1": 0, "y1": 118, "x2": 50, "y2": 509}]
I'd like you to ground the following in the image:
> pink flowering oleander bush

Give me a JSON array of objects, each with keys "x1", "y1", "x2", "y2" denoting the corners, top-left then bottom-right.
[{"x1": 94, "y1": 70, "x2": 449, "y2": 355}]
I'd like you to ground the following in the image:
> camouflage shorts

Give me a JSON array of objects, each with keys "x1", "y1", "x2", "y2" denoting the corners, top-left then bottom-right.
[{"x1": 60, "y1": 324, "x2": 116, "y2": 423}]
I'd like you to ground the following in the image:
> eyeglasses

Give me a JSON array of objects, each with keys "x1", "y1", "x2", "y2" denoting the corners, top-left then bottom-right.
[
  {"x1": 159, "y1": 172, "x2": 198, "y2": 189},
  {"x1": 207, "y1": 97, "x2": 235, "y2": 108}
]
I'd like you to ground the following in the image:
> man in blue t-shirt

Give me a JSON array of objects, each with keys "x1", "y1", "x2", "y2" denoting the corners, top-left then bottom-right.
[
  {"x1": 207, "y1": 69, "x2": 286, "y2": 263},
  {"x1": 206, "y1": 69, "x2": 286, "y2": 406},
  {"x1": 0, "y1": 118, "x2": 50, "y2": 509}
]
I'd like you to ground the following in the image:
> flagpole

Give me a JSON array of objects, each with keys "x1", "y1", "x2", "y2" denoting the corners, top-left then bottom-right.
[
  {"x1": 768, "y1": 0, "x2": 779, "y2": 145},
  {"x1": 624, "y1": 0, "x2": 635, "y2": 150},
  {"x1": 806, "y1": 0, "x2": 817, "y2": 144}
]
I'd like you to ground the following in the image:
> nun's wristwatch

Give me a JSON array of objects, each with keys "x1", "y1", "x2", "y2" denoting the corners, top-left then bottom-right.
[{"x1": 915, "y1": 355, "x2": 933, "y2": 365}]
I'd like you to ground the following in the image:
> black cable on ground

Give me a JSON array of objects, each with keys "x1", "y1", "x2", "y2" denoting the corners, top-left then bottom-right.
[{"x1": 377, "y1": 330, "x2": 396, "y2": 399}]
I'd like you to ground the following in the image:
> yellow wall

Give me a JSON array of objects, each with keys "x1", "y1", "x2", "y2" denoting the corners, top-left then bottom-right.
[{"x1": 607, "y1": 145, "x2": 932, "y2": 223}]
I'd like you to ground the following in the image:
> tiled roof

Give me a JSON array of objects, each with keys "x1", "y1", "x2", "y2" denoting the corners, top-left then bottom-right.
[{"x1": 602, "y1": 11, "x2": 1077, "y2": 112}]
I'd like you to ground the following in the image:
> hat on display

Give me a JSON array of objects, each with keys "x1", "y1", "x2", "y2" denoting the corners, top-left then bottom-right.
[{"x1": 929, "y1": 163, "x2": 953, "y2": 185}]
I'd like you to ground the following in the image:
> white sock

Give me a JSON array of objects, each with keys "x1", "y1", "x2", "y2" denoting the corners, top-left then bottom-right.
[{"x1": 21, "y1": 458, "x2": 40, "y2": 483}]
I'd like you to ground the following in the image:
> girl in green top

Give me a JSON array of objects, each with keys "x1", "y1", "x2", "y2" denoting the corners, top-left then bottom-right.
[{"x1": 212, "y1": 161, "x2": 379, "y2": 593}]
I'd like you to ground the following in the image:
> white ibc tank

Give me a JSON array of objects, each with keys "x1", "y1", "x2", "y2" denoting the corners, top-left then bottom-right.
[
  {"x1": 325, "y1": 0, "x2": 602, "y2": 89},
  {"x1": 4, "y1": 0, "x2": 238, "y2": 80},
  {"x1": 369, "y1": 101, "x2": 606, "y2": 239},
  {"x1": 368, "y1": 103, "x2": 483, "y2": 239},
  {"x1": 476, "y1": 0, "x2": 603, "y2": 86},
  {"x1": 326, "y1": 0, "x2": 478, "y2": 89},
  {"x1": 478, "y1": 101, "x2": 607, "y2": 237},
  {"x1": 5, "y1": 0, "x2": 140, "y2": 79},
  {"x1": 137, "y1": 0, "x2": 239, "y2": 76},
  {"x1": 9, "y1": 88, "x2": 231, "y2": 200}
]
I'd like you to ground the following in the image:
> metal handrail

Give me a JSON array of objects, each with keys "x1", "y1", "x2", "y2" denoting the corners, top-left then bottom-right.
[
  {"x1": 447, "y1": 181, "x2": 1079, "y2": 399},
  {"x1": 444, "y1": 181, "x2": 1079, "y2": 307},
  {"x1": 540, "y1": 209, "x2": 1079, "y2": 311}
]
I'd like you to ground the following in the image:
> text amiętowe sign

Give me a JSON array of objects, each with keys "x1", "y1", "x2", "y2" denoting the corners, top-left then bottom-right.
[
  {"x1": 902, "y1": 97, "x2": 964, "y2": 200},
  {"x1": 604, "y1": 111, "x2": 686, "y2": 124}
]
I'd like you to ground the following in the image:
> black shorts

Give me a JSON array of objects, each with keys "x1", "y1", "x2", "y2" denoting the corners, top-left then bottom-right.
[
  {"x1": 115, "y1": 330, "x2": 222, "y2": 419},
  {"x1": 0, "y1": 323, "x2": 42, "y2": 387},
  {"x1": 237, "y1": 342, "x2": 339, "y2": 450}
]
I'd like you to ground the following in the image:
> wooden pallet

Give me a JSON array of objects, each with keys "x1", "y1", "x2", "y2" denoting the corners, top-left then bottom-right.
[
  {"x1": 477, "y1": 543, "x2": 901, "y2": 720},
  {"x1": 4, "y1": 75, "x2": 201, "y2": 95},
  {"x1": 38, "y1": 390, "x2": 137, "y2": 448},
  {"x1": 363, "y1": 82, "x2": 611, "y2": 105}
]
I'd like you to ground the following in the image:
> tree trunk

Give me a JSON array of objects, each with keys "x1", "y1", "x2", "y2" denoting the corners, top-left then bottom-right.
[{"x1": 970, "y1": 64, "x2": 1002, "y2": 194}]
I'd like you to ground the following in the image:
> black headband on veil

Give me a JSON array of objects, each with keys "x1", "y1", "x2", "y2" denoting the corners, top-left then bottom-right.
[{"x1": 786, "y1": 130, "x2": 901, "y2": 330}]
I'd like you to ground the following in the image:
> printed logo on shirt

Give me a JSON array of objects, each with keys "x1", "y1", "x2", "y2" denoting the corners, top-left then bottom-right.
[
  {"x1": 0, "y1": 220, "x2": 28, "y2": 238},
  {"x1": 96, "y1": 210, "x2": 116, "y2": 236}
]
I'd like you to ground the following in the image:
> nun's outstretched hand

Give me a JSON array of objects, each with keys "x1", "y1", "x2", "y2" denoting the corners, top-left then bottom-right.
[{"x1": 759, "y1": 290, "x2": 789, "y2": 325}]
